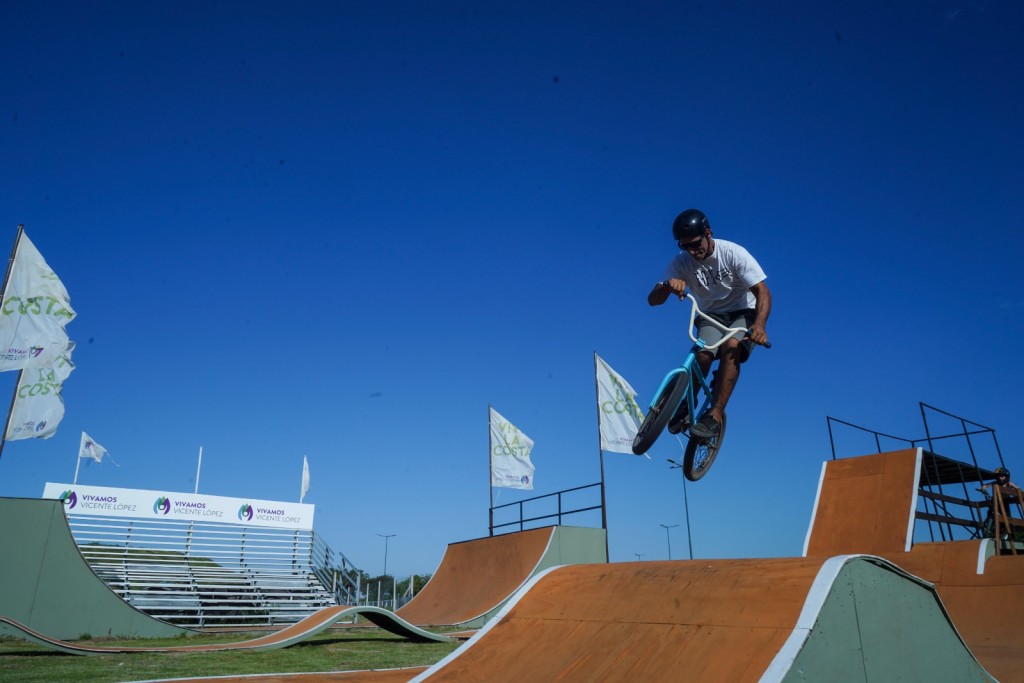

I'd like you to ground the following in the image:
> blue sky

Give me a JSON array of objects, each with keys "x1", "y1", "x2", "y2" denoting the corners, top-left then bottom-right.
[{"x1": 1, "y1": 1, "x2": 1022, "y2": 576}]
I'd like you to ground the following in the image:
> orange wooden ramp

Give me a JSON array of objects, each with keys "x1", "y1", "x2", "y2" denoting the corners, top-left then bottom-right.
[
  {"x1": 395, "y1": 525, "x2": 608, "y2": 628},
  {"x1": 802, "y1": 449, "x2": 1024, "y2": 682},
  {"x1": 407, "y1": 555, "x2": 992, "y2": 682}
]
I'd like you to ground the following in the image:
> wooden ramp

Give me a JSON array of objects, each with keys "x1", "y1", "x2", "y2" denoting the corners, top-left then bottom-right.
[
  {"x1": 407, "y1": 555, "x2": 992, "y2": 682},
  {"x1": 0, "y1": 497, "x2": 459, "y2": 653},
  {"x1": 396, "y1": 525, "x2": 605, "y2": 628},
  {"x1": 801, "y1": 449, "x2": 1024, "y2": 682},
  {"x1": 877, "y1": 541, "x2": 1024, "y2": 683},
  {"x1": 803, "y1": 448, "x2": 920, "y2": 556},
  {"x1": 115, "y1": 555, "x2": 993, "y2": 683}
]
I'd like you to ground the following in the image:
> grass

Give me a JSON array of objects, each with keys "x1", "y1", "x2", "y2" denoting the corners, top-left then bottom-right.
[{"x1": 0, "y1": 626, "x2": 463, "y2": 683}]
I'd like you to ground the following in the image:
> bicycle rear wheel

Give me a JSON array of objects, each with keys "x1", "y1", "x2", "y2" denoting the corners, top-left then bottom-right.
[
  {"x1": 632, "y1": 370, "x2": 689, "y2": 455},
  {"x1": 683, "y1": 413, "x2": 727, "y2": 481}
]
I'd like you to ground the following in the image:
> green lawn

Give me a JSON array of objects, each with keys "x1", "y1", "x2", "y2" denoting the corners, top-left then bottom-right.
[{"x1": 0, "y1": 627, "x2": 462, "y2": 683}]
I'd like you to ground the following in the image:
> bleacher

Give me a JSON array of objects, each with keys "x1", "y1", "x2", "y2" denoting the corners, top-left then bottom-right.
[{"x1": 66, "y1": 514, "x2": 361, "y2": 628}]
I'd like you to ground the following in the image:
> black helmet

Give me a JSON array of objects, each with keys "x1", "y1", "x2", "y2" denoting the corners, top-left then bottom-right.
[
  {"x1": 996, "y1": 467, "x2": 1011, "y2": 479},
  {"x1": 672, "y1": 209, "x2": 710, "y2": 241}
]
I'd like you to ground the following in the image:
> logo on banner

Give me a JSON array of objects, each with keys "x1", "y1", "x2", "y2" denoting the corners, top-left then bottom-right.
[
  {"x1": 153, "y1": 497, "x2": 171, "y2": 515},
  {"x1": 238, "y1": 504, "x2": 254, "y2": 521},
  {"x1": 60, "y1": 489, "x2": 77, "y2": 508}
]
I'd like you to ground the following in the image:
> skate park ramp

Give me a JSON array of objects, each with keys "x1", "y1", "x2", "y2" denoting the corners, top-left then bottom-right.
[
  {"x1": 0, "y1": 497, "x2": 454, "y2": 650},
  {"x1": 802, "y1": 449, "x2": 1024, "y2": 682},
  {"x1": 0, "y1": 605, "x2": 452, "y2": 655},
  {"x1": 0, "y1": 497, "x2": 185, "y2": 640},
  {"x1": 395, "y1": 525, "x2": 606, "y2": 628},
  {"x1": 409, "y1": 554, "x2": 993, "y2": 682},
  {"x1": 803, "y1": 448, "x2": 920, "y2": 557}
]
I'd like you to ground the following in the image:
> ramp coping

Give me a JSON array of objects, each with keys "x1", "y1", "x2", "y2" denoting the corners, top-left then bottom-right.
[
  {"x1": 801, "y1": 461, "x2": 828, "y2": 556},
  {"x1": 759, "y1": 554, "x2": 860, "y2": 682},
  {"x1": 906, "y1": 449, "x2": 923, "y2": 552},
  {"x1": 976, "y1": 538, "x2": 993, "y2": 574}
]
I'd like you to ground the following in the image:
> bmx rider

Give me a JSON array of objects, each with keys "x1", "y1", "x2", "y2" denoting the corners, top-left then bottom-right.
[{"x1": 647, "y1": 208, "x2": 772, "y2": 440}]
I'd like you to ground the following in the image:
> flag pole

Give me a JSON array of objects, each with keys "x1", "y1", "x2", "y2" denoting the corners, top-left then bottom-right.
[
  {"x1": 487, "y1": 404, "x2": 494, "y2": 537},
  {"x1": 73, "y1": 432, "x2": 84, "y2": 484},
  {"x1": 0, "y1": 226, "x2": 25, "y2": 462},
  {"x1": 592, "y1": 353, "x2": 610, "y2": 561},
  {"x1": 0, "y1": 370, "x2": 23, "y2": 461},
  {"x1": 73, "y1": 447, "x2": 82, "y2": 484},
  {"x1": 194, "y1": 445, "x2": 203, "y2": 494}
]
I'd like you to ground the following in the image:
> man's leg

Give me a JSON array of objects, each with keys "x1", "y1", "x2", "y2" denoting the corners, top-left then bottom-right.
[
  {"x1": 706, "y1": 340, "x2": 741, "y2": 425},
  {"x1": 691, "y1": 341, "x2": 740, "y2": 438}
]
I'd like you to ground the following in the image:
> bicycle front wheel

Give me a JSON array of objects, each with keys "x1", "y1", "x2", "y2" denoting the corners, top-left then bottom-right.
[
  {"x1": 683, "y1": 413, "x2": 727, "y2": 481},
  {"x1": 632, "y1": 370, "x2": 689, "y2": 455}
]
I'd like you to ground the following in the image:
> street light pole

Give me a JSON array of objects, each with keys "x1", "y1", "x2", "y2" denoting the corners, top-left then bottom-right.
[
  {"x1": 377, "y1": 533, "x2": 396, "y2": 577},
  {"x1": 660, "y1": 523, "x2": 678, "y2": 560},
  {"x1": 667, "y1": 459, "x2": 694, "y2": 559}
]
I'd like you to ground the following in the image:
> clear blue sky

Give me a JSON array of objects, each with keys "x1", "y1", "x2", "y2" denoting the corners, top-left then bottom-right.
[{"x1": 2, "y1": 1, "x2": 1021, "y2": 576}]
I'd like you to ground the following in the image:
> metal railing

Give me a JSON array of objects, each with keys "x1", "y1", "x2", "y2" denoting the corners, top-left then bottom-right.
[
  {"x1": 489, "y1": 482, "x2": 603, "y2": 535},
  {"x1": 825, "y1": 402, "x2": 1015, "y2": 545}
]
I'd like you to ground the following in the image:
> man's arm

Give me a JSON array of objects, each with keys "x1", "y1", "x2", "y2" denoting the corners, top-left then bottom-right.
[
  {"x1": 648, "y1": 278, "x2": 687, "y2": 306},
  {"x1": 748, "y1": 281, "x2": 772, "y2": 345}
]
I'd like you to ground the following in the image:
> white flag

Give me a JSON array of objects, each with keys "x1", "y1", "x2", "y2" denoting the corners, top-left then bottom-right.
[
  {"x1": 596, "y1": 354, "x2": 644, "y2": 454},
  {"x1": 300, "y1": 455, "x2": 310, "y2": 502},
  {"x1": 79, "y1": 431, "x2": 109, "y2": 463},
  {"x1": 489, "y1": 407, "x2": 535, "y2": 490},
  {"x1": 5, "y1": 342, "x2": 75, "y2": 440},
  {"x1": 0, "y1": 231, "x2": 76, "y2": 371}
]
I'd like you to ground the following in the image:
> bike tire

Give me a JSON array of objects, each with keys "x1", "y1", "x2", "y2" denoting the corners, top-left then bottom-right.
[
  {"x1": 683, "y1": 413, "x2": 727, "y2": 481},
  {"x1": 632, "y1": 370, "x2": 689, "y2": 455}
]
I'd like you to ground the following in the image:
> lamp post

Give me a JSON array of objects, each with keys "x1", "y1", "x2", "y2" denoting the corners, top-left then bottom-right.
[
  {"x1": 660, "y1": 523, "x2": 679, "y2": 560},
  {"x1": 377, "y1": 533, "x2": 396, "y2": 578},
  {"x1": 634, "y1": 553, "x2": 645, "y2": 561},
  {"x1": 667, "y1": 459, "x2": 694, "y2": 559}
]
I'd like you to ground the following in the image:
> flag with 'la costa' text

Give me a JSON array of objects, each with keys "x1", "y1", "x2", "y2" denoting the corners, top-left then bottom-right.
[
  {"x1": 5, "y1": 341, "x2": 75, "y2": 441},
  {"x1": 0, "y1": 231, "x2": 76, "y2": 371},
  {"x1": 489, "y1": 407, "x2": 535, "y2": 490},
  {"x1": 595, "y1": 353, "x2": 644, "y2": 454}
]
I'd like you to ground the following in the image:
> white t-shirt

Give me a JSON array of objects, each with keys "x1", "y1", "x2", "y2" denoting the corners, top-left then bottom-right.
[{"x1": 663, "y1": 239, "x2": 766, "y2": 314}]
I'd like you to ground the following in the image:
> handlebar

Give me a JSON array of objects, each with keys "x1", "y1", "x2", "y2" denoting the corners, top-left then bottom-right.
[{"x1": 663, "y1": 285, "x2": 772, "y2": 351}]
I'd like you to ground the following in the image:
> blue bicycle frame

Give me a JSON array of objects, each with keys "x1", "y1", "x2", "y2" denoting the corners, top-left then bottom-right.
[
  {"x1": 645, "y1": 293, "x2": 745, "y2": 423},
  {"x1": 646, "y1": 340, "x2": 713, "y2": 424}
]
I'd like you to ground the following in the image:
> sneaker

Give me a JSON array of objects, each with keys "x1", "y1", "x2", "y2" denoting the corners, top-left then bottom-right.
[
  {"x1": 689, "y1": 414, "x2": 721, "y2": 440},
  {"x1": 667, "y1": 410, "x2": 690, "y2": 435}
]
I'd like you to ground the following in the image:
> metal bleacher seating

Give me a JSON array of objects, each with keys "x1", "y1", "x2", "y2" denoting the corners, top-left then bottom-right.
[{"x1": 66, "y1": 514, "x2": 362, "y2": 628}]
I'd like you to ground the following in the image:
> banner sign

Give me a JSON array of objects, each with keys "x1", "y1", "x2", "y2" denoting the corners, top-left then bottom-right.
[
  {"x1": 0, "y1": 231, "x2": 76, "y2": 371},
  {"x1": 5, "y1": 343, "x2": 75, "y2": 440},
  {"x1": 42, "y1": 483, "x2": 315, "y2": 530},
  {"x1": 489, "y1": 407, "x2": 535, "y2": 490},
  {"x1": 595, "y1": 354, "x2": 645, "y2": 453}
]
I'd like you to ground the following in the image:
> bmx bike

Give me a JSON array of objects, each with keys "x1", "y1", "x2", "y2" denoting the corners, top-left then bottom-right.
[
  {"x1": 631, "y1": 291, "x2": 769, "y2": 481},
  {"x1": 978, "y1": 486, "x2": 1023, "y2": 541}
]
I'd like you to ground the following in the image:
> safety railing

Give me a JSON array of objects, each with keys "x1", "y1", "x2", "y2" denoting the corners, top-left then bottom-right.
[{"x1": 489, "y1": 482, "x2": 603, "y2": 535}]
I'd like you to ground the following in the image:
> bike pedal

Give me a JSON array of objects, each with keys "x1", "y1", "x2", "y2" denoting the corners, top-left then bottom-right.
[{"x1": 667, "y1": 416, "x2": 690, "y2": 435}]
